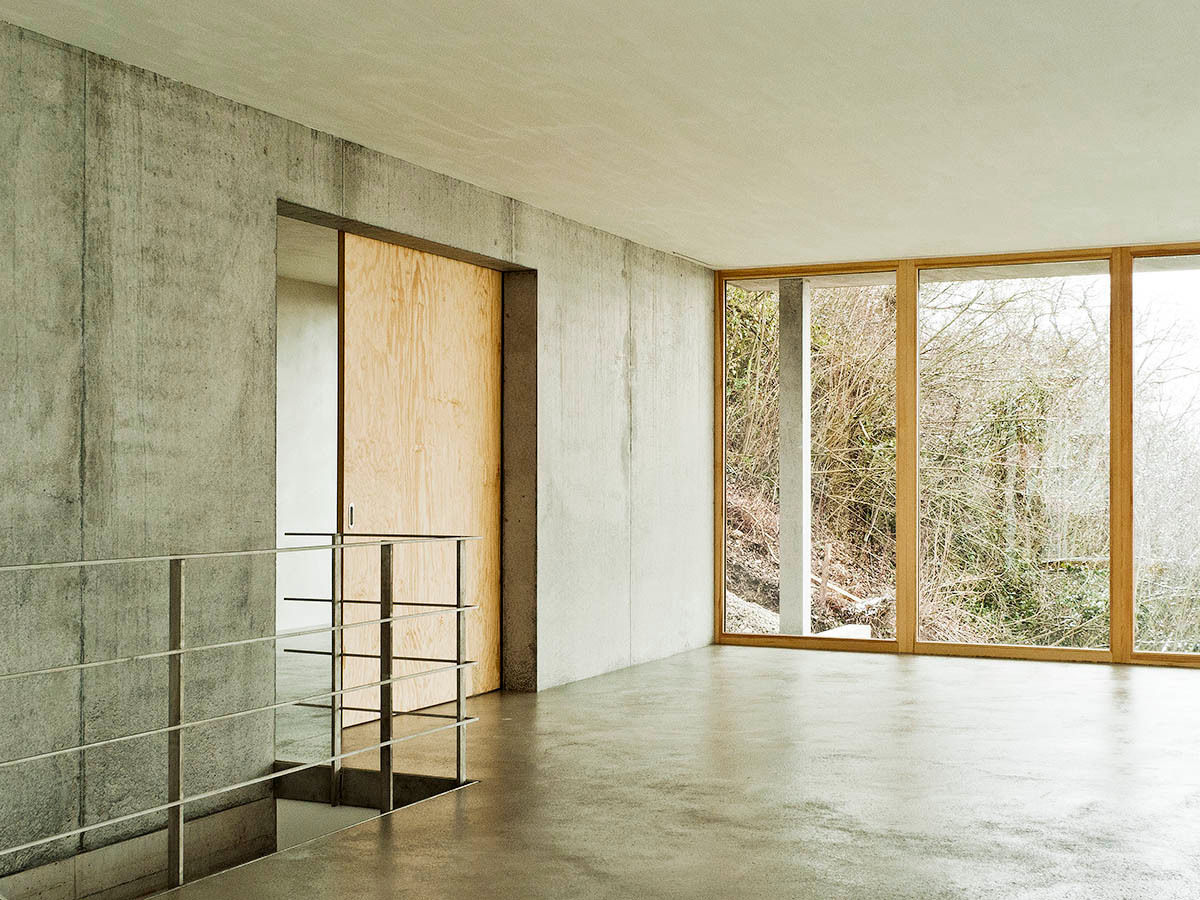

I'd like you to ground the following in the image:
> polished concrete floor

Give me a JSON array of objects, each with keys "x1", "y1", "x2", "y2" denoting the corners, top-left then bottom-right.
[{"x1": 177, "y1": 646, "x2": 1200, "y2": 899}]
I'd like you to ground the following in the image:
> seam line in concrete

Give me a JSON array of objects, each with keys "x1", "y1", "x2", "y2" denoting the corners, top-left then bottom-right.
[
  {"x1": 78, "y1": 47, "x2": 89, "y2": 871},
  {"x1": 625, "y1": 243, "x2": 634, "y2": 668}
]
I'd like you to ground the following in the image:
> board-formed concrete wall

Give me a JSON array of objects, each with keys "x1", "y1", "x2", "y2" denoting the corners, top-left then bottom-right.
[
  {"x1": 0, "y1": 21, "x2": 87, "y2": 877},
  {"x1": 0, "y1": 18, "x2": 713, "y2": 877}
]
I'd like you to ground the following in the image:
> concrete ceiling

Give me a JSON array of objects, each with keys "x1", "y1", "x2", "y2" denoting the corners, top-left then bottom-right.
[
  {"x1": 6, "y1": 2, "x2": 1200, "y2": 268},
  {"x1": 277, "y1": 216, "x2": 338, "y2": 286}
]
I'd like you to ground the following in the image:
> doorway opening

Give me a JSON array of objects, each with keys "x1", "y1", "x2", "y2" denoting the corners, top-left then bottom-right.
[{"x1": 273, "y1": 210, "x2": 515, "y2": 849}]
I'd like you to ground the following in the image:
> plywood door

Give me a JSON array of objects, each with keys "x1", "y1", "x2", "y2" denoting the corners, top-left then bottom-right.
[{"x1": 339, "y1": 232, "x2": 501, "y2": 721}]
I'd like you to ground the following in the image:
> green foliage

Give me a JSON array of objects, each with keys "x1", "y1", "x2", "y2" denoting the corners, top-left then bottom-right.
[
  {"x1": 807, "y1": 284, "x2": 897, "y2": 595},
  {"x1": 724, "y1": 286, "x2": 780, "y2": 501},
  {"x1": 729, "y1": 271, "x2": 1200, "y2": 651},
  {"x1": 915, "y1": 277, "x2": 1110, "y2": 646},
  {"x1": 726, "y1": 274, "x2": 1120, "y2": 647}
]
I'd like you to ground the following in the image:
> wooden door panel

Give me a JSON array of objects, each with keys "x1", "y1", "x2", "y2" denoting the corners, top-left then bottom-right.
[{"x1": 339, "y1": 233, "x2": 501, "y2": 722}]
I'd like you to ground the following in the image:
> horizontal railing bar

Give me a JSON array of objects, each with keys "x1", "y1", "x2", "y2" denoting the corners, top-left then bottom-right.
[
  {"x1": 384, "y1": 602, "x2": 464, "y2": 608},
  {"x1": 285, "y1": 598, "x2": 379, "y2": 605},
  {"x1": 382, "y1": 710, "x2": 461, "y2": 720},
  {"x1": 297, "y1": 702, "x2": 366, "y2": 712},
  {"x1": 284, "y1": 597, "x2": 411, "y2": 606},
  {"x1": 0, "y1": 716, "x2": 477, "y2": 859},
  {"x1": 283, "y1": 648, "x2": 471, "y2": 664},
  {"x1": 285, "y1": 532, "x2": 481, "y2": 540},
  {"x1": 0, "y1": 535, "x2": 480, "y2": 575},
  {"x1": 0, "y1": 663, "x2": 476, "y2": 770},
  {"x1": 295, "y1": 703, "x2": 460, "y2": 720},
  {"x1": 282, "y1": 597, "x2": 392, "y2": 606},
  {"x1": 308, "y1": 600, "x2": 471, "y2": 608},
  {"x1": 0, "y1": 607, "x2": 478, "y2": 684},
  {"x1": 282, "y1": 598, "x2": 462, "y2": 608},
  {"x1": 298, "y1": 703, "x2": 392, "y2": 714}
]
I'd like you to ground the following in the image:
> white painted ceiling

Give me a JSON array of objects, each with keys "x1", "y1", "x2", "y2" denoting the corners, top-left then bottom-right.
[{"x1": 7, "y1": 2, "x2": 1200, "y2": 268}]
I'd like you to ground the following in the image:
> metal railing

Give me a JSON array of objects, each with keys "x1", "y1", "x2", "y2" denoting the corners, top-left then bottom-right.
[{"x1": 0, "y1": 533, "x2": 479, "y2": 890}]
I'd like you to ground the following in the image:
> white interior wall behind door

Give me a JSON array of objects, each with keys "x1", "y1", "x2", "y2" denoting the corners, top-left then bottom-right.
[{"x1": 275, "y1": 275, "x2": 338, "y2": 648}]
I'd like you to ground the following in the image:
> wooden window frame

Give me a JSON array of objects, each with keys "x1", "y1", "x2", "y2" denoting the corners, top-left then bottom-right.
[{"x1": 714, "y1": 241, "x2": 1200, "y2": 668}]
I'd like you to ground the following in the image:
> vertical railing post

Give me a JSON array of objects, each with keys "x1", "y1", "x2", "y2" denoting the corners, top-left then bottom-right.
[
  {"x1": 167, "y1": 557, "x2": 185, "y2": 888},
  {"x1": 330, "y1": 533, "x2": 343, "y2": 805},
  {"x1": 378, "y1": 542, "x2": 394, "y2": 813},
  {"x1": 455, "y1": 539, "x2": 467, "y2": 785}
]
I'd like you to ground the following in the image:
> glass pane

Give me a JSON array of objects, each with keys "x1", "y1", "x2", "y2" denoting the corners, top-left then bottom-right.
[
  {"x1": 806, "y1": 276, "x2": 897, "y2": 638},
  {"x1": 1133, "y1": 256, "x2": 1200, "y2": 652},
  {"x1": 724, "y1": 281, "x2": 781, "y2": 634},
  {"x1": 917, "y1": 261, "x2": 1110, "y2": 647},
  {"x1": 723, "y1": 273, "x2": 896, "y2": 637}
]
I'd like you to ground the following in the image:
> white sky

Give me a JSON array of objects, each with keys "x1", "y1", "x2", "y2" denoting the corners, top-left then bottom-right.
[{"x1": 1134, "y1": 266, "x2": 1200, "y2": 422}]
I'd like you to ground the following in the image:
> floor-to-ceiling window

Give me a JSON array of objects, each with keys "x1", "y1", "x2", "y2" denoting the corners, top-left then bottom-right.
[
  {"x1": 722, "y1": 272, "x2": 896, "y2": 640},
  {"x1": 722, "y1": 279, "x2": 781, "y2": 634},
  {"x1": 917, "y1": 262, "x2": 1110, "y2": 648},
  {"x1": 717, "y1": 244, "x2": 1200, "y2": 667},
  {"x1": 1133, "y1": 255, "x2": 1200, "y2": 653}
]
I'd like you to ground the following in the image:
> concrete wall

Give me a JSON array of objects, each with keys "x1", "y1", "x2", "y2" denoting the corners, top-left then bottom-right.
[
  {"x1": 0, "y1": 22, "x2": 86, "y2": 875},
  {"x1": 0, "y1": 799, "x2": 276, "y2": 900},
  {"x1": 500, "y1": 270, "x2": 539, "y2": 692},
  {"x1": 0, "y1": 17, "x2": 714, "y2": 878},
  {"x1": 510, "y1": 213, "x2": 715, "y2": 686},
  {"x1": 275, "y1": 276, "x2": 338, "y2": 645},
  {"x1": 628, "y1": 244, "x2": 715, "y2": 664}
]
